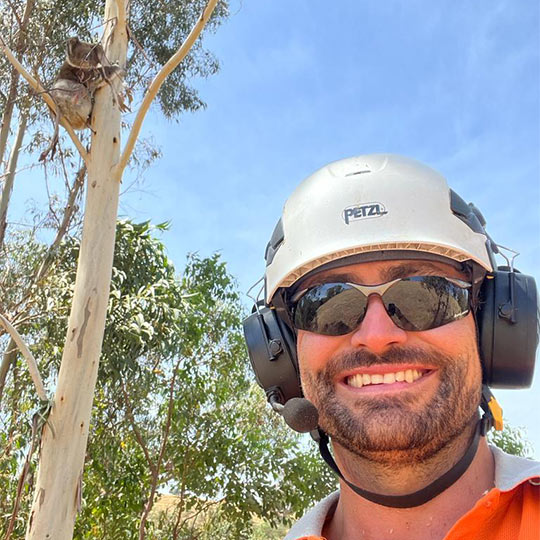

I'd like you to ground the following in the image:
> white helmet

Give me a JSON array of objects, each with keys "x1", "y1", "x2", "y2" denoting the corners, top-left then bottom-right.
[{"x1": 265, "y1": 154, "x2": 494, "y2": 304}]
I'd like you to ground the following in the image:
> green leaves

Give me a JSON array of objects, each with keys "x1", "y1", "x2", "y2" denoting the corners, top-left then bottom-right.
[
  {"x1": 0, "y1": 220, "x2": 336, "y2": 538},
  {"x1": 488, "y1": 423, "x2": 533, "y2": 458},
  {"x1": 127, "y1": 0, "x2": 229, "y2": 118}
]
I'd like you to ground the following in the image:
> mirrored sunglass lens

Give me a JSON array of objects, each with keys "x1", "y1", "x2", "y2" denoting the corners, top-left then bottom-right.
[
  {"x1": 383, "y1": 276, "x2": 469, "y2": 331},
  {"x1": 294, "y1": 283, "x2": 368, "y2": 335}
]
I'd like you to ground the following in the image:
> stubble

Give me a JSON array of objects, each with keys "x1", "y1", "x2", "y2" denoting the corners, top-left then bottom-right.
[{"x1": 302, "y1": 345, "x2": 482, "y2": 465}]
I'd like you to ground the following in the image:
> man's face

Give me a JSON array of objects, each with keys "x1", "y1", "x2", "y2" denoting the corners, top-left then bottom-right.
[{"x1": 296, "y1": 259, "x2": 483, "y2": 465}]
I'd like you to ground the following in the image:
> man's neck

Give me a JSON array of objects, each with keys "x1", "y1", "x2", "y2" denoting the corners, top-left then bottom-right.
[{"x1": 323, "y1": 436, "x2": 495, "y2": 540}]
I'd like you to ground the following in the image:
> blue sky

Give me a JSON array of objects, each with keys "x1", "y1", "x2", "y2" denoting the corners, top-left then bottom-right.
[
  {"x1": 10, "y1": 1, "x2": 540, "y2": 455},
  {"x1": 116, "y1": 1, "x2": 540, "y2": 456}
]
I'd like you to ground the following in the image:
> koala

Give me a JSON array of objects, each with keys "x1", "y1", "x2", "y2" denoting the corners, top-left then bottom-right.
[
  {"x1": 65, "y1": 37, "x2": 108, "y2": 71},
  {"x1": 49, "y1": 79, "x2": 93, "y2": 131},
  {"x1": 40, "y1": 37, "x2": 126, "y2": 160}
]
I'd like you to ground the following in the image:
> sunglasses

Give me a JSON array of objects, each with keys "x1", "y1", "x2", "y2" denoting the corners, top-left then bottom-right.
[{"x1": 290, "y1": 275, "x2": 471, "y2": 335}]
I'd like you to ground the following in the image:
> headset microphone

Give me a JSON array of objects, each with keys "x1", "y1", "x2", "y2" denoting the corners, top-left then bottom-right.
[{"x1": 269, "y1": 396, "x2": 319, "y2": 433}]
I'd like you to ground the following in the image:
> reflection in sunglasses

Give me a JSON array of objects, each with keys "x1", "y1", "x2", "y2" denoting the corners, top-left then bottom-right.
[{"x1": 291, "y1": 276, "x2": 471, "y2": 335}]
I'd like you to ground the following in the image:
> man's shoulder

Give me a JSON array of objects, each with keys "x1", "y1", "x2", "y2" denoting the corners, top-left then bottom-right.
[
  {"x1": 490, "y1": 444, "x2": 540, "y2": 491},
  {"x1": 284, "y1": 491, "x2": 339, "y2": 540},
  {"x1": 283, "y1": 448, "x2": 540, "y2": 540}
]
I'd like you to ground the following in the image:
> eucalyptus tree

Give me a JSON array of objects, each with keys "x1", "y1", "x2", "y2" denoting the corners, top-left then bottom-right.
[
  {"x1": 0, "y1": 0, "x2": 229, "y2": 379},
  {"x1": 0, "y1": 0, "x2": 227, "y2": 256},
  {"x1": 0, "y1": 0, "x2": 231, "y2": 537},
  {"x1": 0, "y1": 221, "x2": 337, "y2": 539}
]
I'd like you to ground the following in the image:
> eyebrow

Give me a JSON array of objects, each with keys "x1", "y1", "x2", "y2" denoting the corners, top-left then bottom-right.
[
  {"x1": 299, "y1": 262, "x2": 459, "y2": 289},
  {"x1": 379, "y1": 263, "x2": 445, "y2": 281},
  {"x1": 299, "y1": 272, "x2": 358, "y2": 289}
]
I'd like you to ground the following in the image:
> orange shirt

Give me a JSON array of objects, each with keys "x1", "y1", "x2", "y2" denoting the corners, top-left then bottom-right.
[
  {"x1": 286, "y1": 448, "x2": 540, "y2": 540},
  {"x1": 293, "y1": 479, "x2": 539, "y2": 540},
  {"x1": 445, "y1": 478, "x2": 539, "y2": 540}
]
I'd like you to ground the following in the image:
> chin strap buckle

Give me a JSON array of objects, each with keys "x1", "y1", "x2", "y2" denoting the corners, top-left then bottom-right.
[{"x1": 480, "y1": 385, "x2": 504, "y2": 435}]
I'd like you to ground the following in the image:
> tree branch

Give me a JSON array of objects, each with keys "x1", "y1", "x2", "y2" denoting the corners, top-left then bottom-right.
[
  {"x1": 0, "y1": 112, "x2": 27, "y2": 250},
  {"x1": 0, "y1": 338, "x2": 18, "y2": 407},
  {"x1": 120, "y1": 381, "x2": 157, "y2": 476},
  {"x1": 0, "y1": 313, "x2": 47, "y2": 401},
  {"x1": 138, "y1": 357, "x2": 181, "y2": 540},
  {"x1": 172, "y1": 447, "x2": 192, "y2": 540},
  {"x1": 114, "y1": 0, "x2": 220, "y2": 179},
  {"x1": 33, "y1": 165, "x2": 86, "y2": 284},
  {"x1": 6, "y1": 0, "x2": 23, "y2": 28},
  {"x1": 0, "y1": 34, "x2": 89, "y2": 164},
  {"x1": 0, "y1": 0, "x2": 34, "y2": 168},
  {"x1": 5, "y1": 411, "x2": 41, "y2": 540}
]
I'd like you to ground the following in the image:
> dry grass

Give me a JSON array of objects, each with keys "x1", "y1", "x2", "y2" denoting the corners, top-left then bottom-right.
[{"x1": 151, "y1": 493, "x2": 182, "y2": 518}]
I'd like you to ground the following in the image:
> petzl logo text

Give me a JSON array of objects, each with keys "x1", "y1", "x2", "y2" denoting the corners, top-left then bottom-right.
[{"x1": 343, "y1": 202, "x2": 388, "y2": 224}]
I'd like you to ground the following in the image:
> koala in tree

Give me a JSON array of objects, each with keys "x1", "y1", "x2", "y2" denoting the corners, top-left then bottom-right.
[
  {"x1": 49, "y1": 78, "x2": 93, "y2": 131},
  {"x1": 64, "y1": 37, "x2": 108, "y2": 71},
  {"x1": 51, "y1": 37, "x2": 125, "y2": 125},
  {"x1": 51, "y1": 58, "x2": 125, "y2": 129},
  {"x1": 41, "y1": 37, "x2": 126, "y2": 160}
]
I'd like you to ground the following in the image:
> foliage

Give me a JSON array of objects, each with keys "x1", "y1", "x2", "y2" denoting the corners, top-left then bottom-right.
[
  {"x1": 488, "y1": 422, "x2": 533, "y2": 458},
  {"x1": 0, "y1": 221, "x2": 336, "y2": 538},
  {"x1": 0, "y1": 0, "x2": 230, "y2": 250},
  {"x1": 1, "y1": 0, "x2": 229, "y2": 121},
  {"x1": 0, "y1": 227, "x2": 48, "y2": 316},
  {"x1": 2, "y1": 220, "x2": 535, "y2": 537},
  {"x1": 251, "y1": 518, "x2": 288, "y2": 540},
  {"x1": 127, "y1": 0, "x2": 229, "y2": 119}
]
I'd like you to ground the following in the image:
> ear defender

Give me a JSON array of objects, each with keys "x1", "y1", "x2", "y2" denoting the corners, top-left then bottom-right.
[
  {"x1": 478, "y1": 268, "x2": 538, "y2": 388},
  {"x1": 242, "y1": 304, "x2": 301, "y2": 406}
]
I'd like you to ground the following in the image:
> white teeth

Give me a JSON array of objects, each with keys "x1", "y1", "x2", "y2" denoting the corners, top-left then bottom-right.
[{"x1": 347, "y1": 369, "x2": 426, "y2": 388}]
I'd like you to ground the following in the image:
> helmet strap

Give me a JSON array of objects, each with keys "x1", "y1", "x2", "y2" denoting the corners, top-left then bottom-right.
[{"x1": 316, "y1": 386, "x2": 500, "y2": 508}]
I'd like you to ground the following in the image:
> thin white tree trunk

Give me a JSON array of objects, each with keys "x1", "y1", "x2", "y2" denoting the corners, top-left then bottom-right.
[
  {"x1": 0, "y1": 0, "x2": 34, "y2": 168},
  {"x1": 0, "y1": 112, "x2": 27, "y2": 247},
  {"x1": 25, "y1": 1, "x2": 127, "y2": 537}
]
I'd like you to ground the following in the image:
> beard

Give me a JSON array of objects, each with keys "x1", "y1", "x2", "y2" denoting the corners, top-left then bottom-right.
[{"x1": 301, "y1": 345, "x2": 482, "y2": 465}]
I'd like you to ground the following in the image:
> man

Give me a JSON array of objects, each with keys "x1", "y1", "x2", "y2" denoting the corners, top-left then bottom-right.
[{"x1": 243, "y1": 154, "x2": 540, "y2": 539}]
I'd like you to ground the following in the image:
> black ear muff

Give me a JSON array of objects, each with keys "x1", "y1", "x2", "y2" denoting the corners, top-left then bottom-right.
[
  {"x1": 478, "y1": 268, "x2": 539, "y2": 388},
  {"x1": 242, "y1": 304, "x2": 302, "y2": 404}
]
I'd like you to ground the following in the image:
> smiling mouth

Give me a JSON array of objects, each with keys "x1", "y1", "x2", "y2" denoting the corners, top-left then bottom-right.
[{"x1": 346, "y1": 369, "x2": 430, "y2": 388}]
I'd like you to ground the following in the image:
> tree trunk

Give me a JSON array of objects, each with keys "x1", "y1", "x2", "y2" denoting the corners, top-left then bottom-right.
[
  {"x1": 0, "y1": 112, "x2": 27, "y2": 248},
  {"x1": 0, "y1": 338, "x2": 18, "y2": 406},
  {"x1": 25, "y1": 1, "x2": 127, "y2": 537},
  {"x1": 0, "y1": 0, "x2": 34, "y2": 167}
]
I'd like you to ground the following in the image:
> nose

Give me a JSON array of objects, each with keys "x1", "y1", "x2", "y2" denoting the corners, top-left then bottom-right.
[{"x1": 350, "y1": 295, "x2": 407, "y2": 353}]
